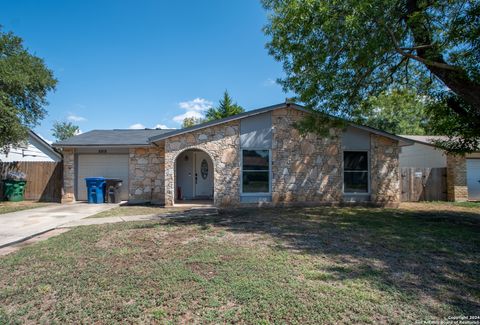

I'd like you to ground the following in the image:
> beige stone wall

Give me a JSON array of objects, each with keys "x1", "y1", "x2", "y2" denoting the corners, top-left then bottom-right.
[
  {"x1": 446, "y1": 154, "x2": 468, "y2": 201},
  {"x1": 128, "y1": 146, "x2": 165, "y2": 204},
  {"x1": 61, "y1": 148, "x2": 75, "y2": 203},
  {"x1": 163, "y1": 121, "x2": 241, "y2": 207},
  {"x1": 271, "y1": 108, "x2": 343, "y2": 204},
  {"x1": 370, "y1": 135, "x2": 400, "y2": 204}
]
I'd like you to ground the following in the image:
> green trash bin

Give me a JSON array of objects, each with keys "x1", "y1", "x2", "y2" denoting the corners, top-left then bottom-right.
[{"x1": 3, "y1": 180, "x2": 27, "y2": 202}]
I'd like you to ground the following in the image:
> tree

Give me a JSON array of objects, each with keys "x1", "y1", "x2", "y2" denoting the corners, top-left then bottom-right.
[
  {"x1": 263, "y1": 0, "x2": 480, "y2": 152},
  {"x1": 354, "y1": 88, "x2": 431, "y2": 135},
  {"x1": 0, "y1": 28, "x2": 57, "y2": 153},
  {"x1": 181, "y1": 116, "x2": 204, "y2": 128},
  {"x1": 52, "y1": 121, "x2": 79, "y2": 141},
  {"x1": 205, "y1": 90, "x2": 244, "y2": 121}
]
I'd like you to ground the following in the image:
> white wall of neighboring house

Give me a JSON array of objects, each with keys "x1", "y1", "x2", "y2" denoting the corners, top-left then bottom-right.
[
  {"x1": 0, "y1": 133, "x2": 61, "y2": 162},
  {"x1": 399, "y1": 142, "x2": 447, "y2": 168}
]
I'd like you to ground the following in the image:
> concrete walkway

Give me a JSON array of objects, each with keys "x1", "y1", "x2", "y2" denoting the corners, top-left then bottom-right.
[{"x1": 0, "y1": 202, "x2": 117, "y2": 247}]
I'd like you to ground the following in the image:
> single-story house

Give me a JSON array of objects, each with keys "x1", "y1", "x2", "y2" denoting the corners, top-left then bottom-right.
[
  {"x1": 399, "y1": 135, "x2": 480, "y2": 201},
  {"x1": 0, "y1": 130, "x2": 62, "y2": 162},
  {"x1": 54, "y1": 103, "x2": 424, "y2": 207}
]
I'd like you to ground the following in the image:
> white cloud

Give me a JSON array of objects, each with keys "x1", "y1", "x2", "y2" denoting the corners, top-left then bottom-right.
[
  {"x1": 129, "y1": 123, "x2": 175, "y2": 130},
  {"x1": 173, "y1": 98, "x2": 212, "y2": 124},
  {"x1": 67, "y1": 113, "x2": 87, "y2": 122},
  {"x1": 129, "y1": 123, "x2": 145, "y2": 129},
  {"x1": 262, "y1": 78, "x2": 277, "y2": 87},
  {"x1": 178, "y1": 98, "x2": 213, "y2": 112}
]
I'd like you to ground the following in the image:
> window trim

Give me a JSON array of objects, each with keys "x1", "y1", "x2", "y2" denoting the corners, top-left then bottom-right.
[
  {"x1": 342, "y1": 150, "x2": 370, "y2": 195},
  {"x1": 240, "y1": 148, "x2": 272, "y2": 196}
]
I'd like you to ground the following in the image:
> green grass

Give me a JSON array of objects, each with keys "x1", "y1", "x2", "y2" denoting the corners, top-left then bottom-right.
[
  {"x1": 88, "y1": 205, "x2": 189, "y2": 218},
  {"x1": 450, "y1": 201, "x2": 480, "y2": 208},
  {"x1": 1, "y1": 203, "x2": 479, "y2": 323},
  {"x1": 0, "y1": 201, "x2": 50, "y2": 215},
  {"x1": 426, "y1": 200, "x2": 480, "y2": 209}
]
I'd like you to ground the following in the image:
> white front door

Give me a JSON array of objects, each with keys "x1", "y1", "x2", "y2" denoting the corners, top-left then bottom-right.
[
  {"x1": 194, "y1": 151, "x2": 213, "y2": 198},
  {"x1": 467, "y1": 159, "x2": 480, "y2": 201}
]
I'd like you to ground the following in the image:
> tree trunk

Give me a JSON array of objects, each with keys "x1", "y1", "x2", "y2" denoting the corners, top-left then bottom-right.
[{"x1": 404, "y1": 0, "x2": 480, "y2": 117}]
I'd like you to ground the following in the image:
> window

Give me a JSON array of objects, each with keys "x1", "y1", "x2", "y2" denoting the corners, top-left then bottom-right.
[
  {"x1": 242, "y1": 149, "x2": 270, "y2": 193},
  {"x1": 343, "y1": 151, "x2": 369, "y2": 193}
]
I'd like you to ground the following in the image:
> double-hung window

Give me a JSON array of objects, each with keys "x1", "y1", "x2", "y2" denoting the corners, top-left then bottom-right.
[
  {"x1": 242, "y1": 149, "x2": 270, "y2": 194},
  {"x1": 343, "y1": 151, "x2": 369, "y2": 193}
]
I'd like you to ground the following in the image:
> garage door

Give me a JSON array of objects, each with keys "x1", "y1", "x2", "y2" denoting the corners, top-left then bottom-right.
[
  {"x1": 467, "y1": 159, "x2": 480, "y2": 201},
  {"x1": 77, "y1": 154, "x2": 129, "y2": 201}
]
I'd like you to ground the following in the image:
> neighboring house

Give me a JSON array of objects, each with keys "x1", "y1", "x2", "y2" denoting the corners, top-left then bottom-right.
[
  {"x1": 0, "y1": 130, "x2": 62, "y2": 162},
  {"x1": 399, "y1": 135, "x2": 480, "y2": 201},
  {"x1": 54, "y1": 103, "x2": 416, "y2": 207}
]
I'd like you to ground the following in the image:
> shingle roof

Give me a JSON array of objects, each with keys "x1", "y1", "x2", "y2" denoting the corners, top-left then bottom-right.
[
  {"x1": 399, "y1": 135, "x2": 448, "y2": 146},
  {"x1": 53, "y1": 129, "x2": 176, "y2": 147},
  {"x1": 53, "y1": 103, "x2": 415, "y2": 148}
]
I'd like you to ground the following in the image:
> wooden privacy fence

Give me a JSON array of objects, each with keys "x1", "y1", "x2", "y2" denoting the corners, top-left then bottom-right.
[
  {"x1": 0, "y1": 162, "x2": 63, "y2": 202},
  {"x1": 400, "y1": 167, "x2": 447, "y2": 202}
]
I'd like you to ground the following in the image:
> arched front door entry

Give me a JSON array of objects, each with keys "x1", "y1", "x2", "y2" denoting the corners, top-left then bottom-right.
[{"x1": 175, "y1": 149, "x2": 214, "y2": 201}]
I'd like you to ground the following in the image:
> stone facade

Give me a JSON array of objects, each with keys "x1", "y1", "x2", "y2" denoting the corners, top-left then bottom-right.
[
  {"x1": 128, "y1": 147, "x2": 165, "y2": 204},
  {"x1": 370, "y1": 135, "x2": 400, "y2": 205},
  {"x1": 61, "y1": 148, "x2": 75, "y2": 203},
  {"x1": 59, "y1": 107, "x2": 404, "y2": 207},
  {"x1": 446, "y1": 154, "x2": 468, "y2": 201},
  {"x1": 163, "y1": 121, "x2": 241, "y2": 207},
  {"x1": 271, "y1": 108, "x2": 343, "y2": 204}
]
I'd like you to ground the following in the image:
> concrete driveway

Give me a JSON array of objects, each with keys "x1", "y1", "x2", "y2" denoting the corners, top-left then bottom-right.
[{"x1": 0, "y1": 202, "x2": 116, "y2": 247}]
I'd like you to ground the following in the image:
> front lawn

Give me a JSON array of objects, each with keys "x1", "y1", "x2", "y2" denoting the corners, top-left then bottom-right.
[
  {"x1": 0, "y1": 201, "x2": 50, "y2": 215},
  {"x1": 1, "y1": 203, "x2": 479, "y2": 323},
  {"x1": 88, "y1": 205, "x2": 190, "y2": 218}
]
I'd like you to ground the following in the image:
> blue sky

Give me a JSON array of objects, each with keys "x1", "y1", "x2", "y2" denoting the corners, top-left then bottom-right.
[{"x1": 1, "y1": 0, "x2": 289, "y2": 142}]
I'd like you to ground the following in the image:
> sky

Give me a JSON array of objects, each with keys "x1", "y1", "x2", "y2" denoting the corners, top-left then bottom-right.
[{"x1": 1, "y1": 0, "x2": 290, "y2": 142}]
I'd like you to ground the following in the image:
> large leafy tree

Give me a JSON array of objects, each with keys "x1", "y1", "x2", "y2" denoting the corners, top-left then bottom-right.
[
  {"x1": 205, "y1": 90, "x2": 244, "y2": 121},
  {"x1": 52, "y1": 121, "x2": 79, "y2": 141},
  {"x1": 355, "y1": 88, "x2": 431, "y2": 135},
  {"x1": 263, "y1": 0, "x2": 480, "y2": 153},
  {"x1": 0, "y1": 28, "x2": 57, "y2": 153}
]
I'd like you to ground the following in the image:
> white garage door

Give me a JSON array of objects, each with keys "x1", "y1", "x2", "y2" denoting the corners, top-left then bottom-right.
[
  {"x1": 77, "y1": 154, "x2": 129, "y2": 201},
  {"x1": 467, "y1": 159, "x2": 480, "y2": 201}
]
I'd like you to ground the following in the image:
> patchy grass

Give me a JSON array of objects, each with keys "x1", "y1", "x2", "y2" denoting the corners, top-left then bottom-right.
[
  {"x1": 0, "y1": 201, "x2": 51, "y2": 215},
  {"x1": 401, "y1": 201, "x2": 480, "y2": 211},
  {"x1": 88, "y1": 205, "x2": 189, "y2": 218},
  {"x1": 0, "y1": 202, "x2": 479, "y2": 323},
  {"x1": 444, "y1": 201, "x2": 480, "y2": 209}
]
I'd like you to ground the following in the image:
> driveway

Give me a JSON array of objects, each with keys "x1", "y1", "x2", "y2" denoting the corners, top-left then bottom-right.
[{"x1": 0, "y1": 202, "x2": 116, "y2": 247}]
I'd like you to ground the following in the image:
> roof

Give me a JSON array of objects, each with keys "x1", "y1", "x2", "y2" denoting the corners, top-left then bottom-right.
[
  {"x1": 28, "y1": 130, "x2": 63, "y2": 159},
  {"x1": 399, "y1": 135, "x2": 448, "y2": 147},
  {"x1": 53, "y1": 129, "x2": 176, "y2": 147},
  {"x1": 149, "y1": 102, "x2": 414, "y2": 146},
  {"x1": 53, "y1": 102, "x2": 414, "y2": 148}
]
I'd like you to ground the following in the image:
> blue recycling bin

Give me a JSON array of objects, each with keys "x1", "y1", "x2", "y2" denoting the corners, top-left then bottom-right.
[{"x1": 85, "y1": 177, "x2": 106, "y2": 203}]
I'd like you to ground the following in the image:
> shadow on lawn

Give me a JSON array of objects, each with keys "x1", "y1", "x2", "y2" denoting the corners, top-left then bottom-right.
[{"x1": 163, "y1": 206, "x2": 480, "y2": 315}]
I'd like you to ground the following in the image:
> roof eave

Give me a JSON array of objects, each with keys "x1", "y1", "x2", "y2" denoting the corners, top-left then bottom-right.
[
  {"x1": 52, "y1": 144, "x2": 154, "y2": 148},
  {"x1": 28, "y1": 130, "x2": 63, "y2": 159},
  {"x1": 349, "y1": 124, "x2": 414, "y2": 146}
]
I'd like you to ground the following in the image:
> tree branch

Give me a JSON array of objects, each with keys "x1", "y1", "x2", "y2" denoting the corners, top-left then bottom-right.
[
  {"x1": 384, "y1": 25, "x2": 459, "y2": 71},
  {"x1": 399, "y1": 44, "x2": 434, "y2": 51}
]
